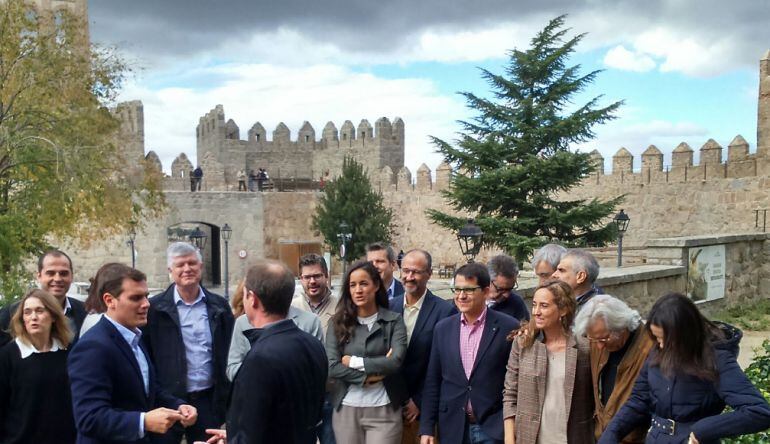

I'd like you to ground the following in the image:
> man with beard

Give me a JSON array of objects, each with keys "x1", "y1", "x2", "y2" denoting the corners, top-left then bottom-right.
[{"x1": 389, "y1": 249, "x2": 455, "y2": 444}]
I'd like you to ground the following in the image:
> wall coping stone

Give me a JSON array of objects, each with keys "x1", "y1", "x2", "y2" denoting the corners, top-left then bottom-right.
[
  {"x1": 517, "y1": 264, "x2": 684, "y2": 293},
  {"x1": 645, "y1": 232, "x2": 770, "y2": 248}
]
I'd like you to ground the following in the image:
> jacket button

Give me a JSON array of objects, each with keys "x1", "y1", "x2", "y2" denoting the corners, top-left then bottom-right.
[{"x1": 468, "y1": 386, "x2": 472, "y2": 391}]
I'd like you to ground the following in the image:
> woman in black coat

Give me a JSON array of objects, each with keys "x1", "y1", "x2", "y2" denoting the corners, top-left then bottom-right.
[
  {"x1": 0, "y1": 289, "x2": 75, "y2": 444},
  {"x1": 599, "y1": 293, "x2": 770, "y2": 444}
]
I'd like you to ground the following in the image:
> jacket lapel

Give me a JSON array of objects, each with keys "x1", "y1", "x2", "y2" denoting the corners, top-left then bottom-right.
[
  {"x1": 156, "y1": 286, "x2": 181, "y2": 328},
  {"x1": 447, "y1": 315, "x2": 466, "y2": 382},
  {"x1": 470, "y1": 311, "x2": 499, "y2": 378},
  {"x1": 104, "y1": 319, "x2": 148, "y2": 399},
  {"x1": 204, "y1": 287, "x2": 222, "y2": 339},
  {"x1": 563, "y1": 334, "x2": 578, "y2": 420},
  {"x1": 409, "y1": 292, "x2": 437, "y2": 346}
]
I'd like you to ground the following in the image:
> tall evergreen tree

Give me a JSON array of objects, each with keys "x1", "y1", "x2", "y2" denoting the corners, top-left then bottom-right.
[
  {"x1": 312, "y1": 157, "x2": 394, "y2": 262},
  {"x1": 427, "y1": 15, "x2": 623, "y2": 262}
]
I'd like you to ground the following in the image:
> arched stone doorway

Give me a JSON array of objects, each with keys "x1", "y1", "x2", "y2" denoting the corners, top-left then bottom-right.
[{"x1": 167, "y1": 221, "x2": 222, "y2": 287}]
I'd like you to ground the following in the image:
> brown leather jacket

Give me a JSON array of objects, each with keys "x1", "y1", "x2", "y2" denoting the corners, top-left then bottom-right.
[{"x1": 591, "y1": 328, "x2": 654, "y2": 443}]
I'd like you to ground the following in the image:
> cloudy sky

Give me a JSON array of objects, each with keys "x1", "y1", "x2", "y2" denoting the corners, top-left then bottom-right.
[{"x1": 89, "y1": 1, "x2": 770, "y2": 174}]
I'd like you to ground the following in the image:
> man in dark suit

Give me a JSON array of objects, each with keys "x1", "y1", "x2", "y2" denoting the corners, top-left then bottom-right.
[
  {"x1": 141, "y1": 242, "x2": 234, "y2": 444},
  {"x1": 366, "y1": 242, "x2": 404, "y2": 301},
  {"x1": 486, "y1": 254, "x2": 530, "y2": 323},
  {"x1": 389, "y1": 249, "x2": 456, "y2": 444},
  {"x1": 206, "y1": 260, "x2": 328, "y2": 444},
  {"x1": 68, "y1": 263, "x2": 197, "y2": 444},
  {"x1": 419, "y1": 263, "x2": 520, "y2": 444},
  {"x1": 0, "y1": 249, "x2": 87, "y2": 347}
]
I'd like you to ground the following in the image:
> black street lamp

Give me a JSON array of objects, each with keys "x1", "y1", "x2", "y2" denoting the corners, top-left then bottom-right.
[
  {"x1": 221, "y1": 223, "x2": 232, "y2": 299},
  {"x1": 457, "y1": 218, "x2": 484, "y2": 263},
  {"x1": 337, "y1": 221, "x2": 352, "y2": 276},
  {"x1": 127, "y1": 223, "x2": 137, "y2": 268},
  {"x1": 189, "y1": 226, "x2": 208, "y2": 253},
  {"x1": 614, "y1": 209, "x2": 630, "y2": 267}
]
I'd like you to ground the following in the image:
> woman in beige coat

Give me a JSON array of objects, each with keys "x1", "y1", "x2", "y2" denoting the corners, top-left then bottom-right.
[{"x1": 502, "y1": 280, "x2": 594, "y2": 444}]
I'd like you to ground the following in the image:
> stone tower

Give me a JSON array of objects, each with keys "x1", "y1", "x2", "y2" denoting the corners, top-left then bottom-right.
[
  {"x1": 113, "y1": 101, "x2": 146, "y2": 164},
  {"x1": 2, "y1": 0, "x2": 91, "y2": 47},
  {"x1": 759, "y1": 50, "x2": 770, "y2": 157}
]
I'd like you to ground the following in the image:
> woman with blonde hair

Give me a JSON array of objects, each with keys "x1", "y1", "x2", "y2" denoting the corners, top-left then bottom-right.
[
  {"x1": 502, "y1": 280, "x2": 594, "y2": 444},
  {"x1": 0, "y1": 289, "x2": 76, "y2": 443}
]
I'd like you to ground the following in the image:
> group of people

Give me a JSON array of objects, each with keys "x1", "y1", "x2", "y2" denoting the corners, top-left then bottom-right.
[
  {"x1": 0, "y1": 242, "x2": 769, "y2": 444},
  {"x1": 237, "y1": 168, "x2": 270, "y2": 192}
]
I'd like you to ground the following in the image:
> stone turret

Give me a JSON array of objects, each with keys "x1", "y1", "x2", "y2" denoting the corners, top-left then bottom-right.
[
  {"x1": 298, "y1": 121, "x2": 315, "y2": 145},
  {"x1": 171, "y1": 153, "x2": 193, "y2": 179},
  {"x1": 375, "y1": 117, "x2": 392, "y2": 140},
  {"x1": 728, "y1": 135, "x2": 749, "y2": 161},
  {"x1": 758, "y1": 50, "x2": 770, "y2": 156},
  {"x1": 114, "y1": 100, "x2": 145, "y2": 163},
  {"x1": 273, "y1": 122, "x2": 291, "y2": 144},
  {"x1": 612, "y1": 147, "x2": 633, "y2": 174},
  {"x1": 340, "y1": 120, "x2": 356, "y2": 145},
  {"x1": 641, "y1": 145, "x2": 663, "y2": 171},
  {"x1": 248, "y1": 122, "x2": 266, "y2": 143},
  {"x1": 700, "y1": 139, "x2": 722, "y2": 164},
  {"x1": 379, "y1": 165, "x2": 394, "y2": 187},
  {"x1": 392, "y1": 118, "x2": 404, "y2": 144},
  {"x1": 145, "y1": 151, "x2": 162, "y2": 172},
  {"x1": 672, "y1": 142, "x2": 694, "y2": 167},
  {"x1": 225, "y1": 119, "x2": 240, "y2": 140},
  {"x1": 589, "y1": 149, "x2": 604, "y2": 174},
  {"x1": 358, "y1": 119, "x2": 373, "y2": 140},
  {"x1": 322, "y1": 122, "x2": 338, "y2": 143},
  {"x1": 397, "y1": 166, "x2": 412, "y2": 190},
  {"x1": 416, "y1": 163, "x2": 432, "y2": 191},
  {"x1": 435, "y1": 161, "x2": 452, "y2": 190}
]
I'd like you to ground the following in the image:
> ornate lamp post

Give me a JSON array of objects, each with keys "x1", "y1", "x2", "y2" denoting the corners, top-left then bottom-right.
[
  {"x1": 337, "y1": 221, "x2": 353, "y2": 276},
  {"x1": 614, "y1": 209, "x2": 630, "y2": 267},
  {"x1": 457, "y1": 218, "x2": 484, "y2": 263},
  {"x1": 189, "y1": 226, "x2": 208, "y2": 253},
  {"x1": 127, "y1": 223, "x2": 137, "y2": 268},
  {"x1": 221, "y1": 223, "x2": 232, "y2": 298}
]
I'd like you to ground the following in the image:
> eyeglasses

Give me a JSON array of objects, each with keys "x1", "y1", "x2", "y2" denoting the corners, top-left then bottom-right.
[
  {"x1": 300, "y1": 273, "x2": 325, "y2": 281},
  {"x1": 491, "y1": 281, "x2": 517, "y2": 293},
  {"x1": 450, "y1": 286, "x2": 481, "y2": 295},
  {"x1": 584, "y1": 331, "x2": 620, "y2": 344},
  {"x1": 401, "y1": 268, "x2": 428, "y2": 276}
]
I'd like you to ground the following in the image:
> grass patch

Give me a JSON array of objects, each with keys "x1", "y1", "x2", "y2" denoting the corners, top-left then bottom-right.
[{"x1": 713, "y1": 298, "x2": 770, "y2": 331}]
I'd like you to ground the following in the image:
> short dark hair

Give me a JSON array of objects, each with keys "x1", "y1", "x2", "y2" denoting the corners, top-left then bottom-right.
[
  {"x1": 365, "y1": 242, "x2": 396, "y2": 263},
  {"x1": 37, "y1": 249, "x2": 73, "y2": 272},
  {"x1": 487, "y1": 254, "x2": 518, "y2": 279},
  {"x1": 454, "y1": 262, "x2": 491, "y2": 289},
  {"x1": 404, "y1": 249, "x2": 432, "y2": 271},
  {"x1": 91, "y1": 263, "x2": 146, "y2": 305},
  {"x1": 244, "y1": 261, "x2": 294, "y2": 317},
  {"x1": 299, "y1": 253, "x2": 328, "y2": 276}
]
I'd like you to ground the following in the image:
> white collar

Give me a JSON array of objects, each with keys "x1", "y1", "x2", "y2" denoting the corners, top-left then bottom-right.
[
  {"x1": 63, "y1": 296, "x2": 72, "y2": 315},
  {"x1": 404, "y1": 289, "x2": 428, "y2": 310},
  {"x1": 15, "y1": 337, "x2": 64, "y2": 359}
]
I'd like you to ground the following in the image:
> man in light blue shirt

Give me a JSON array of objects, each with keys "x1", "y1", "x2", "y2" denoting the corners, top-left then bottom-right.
[{"x1": 142, "y1": 243, "x2": 235, "y2": 444}]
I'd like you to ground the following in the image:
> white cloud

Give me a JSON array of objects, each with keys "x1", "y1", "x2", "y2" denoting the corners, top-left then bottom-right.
[
  {"x1": 120, "y1": 63, "x2": 467, "y2": 175},
  {"x1": 603, "y1": 45, "x2": 657, "y2": 72}
]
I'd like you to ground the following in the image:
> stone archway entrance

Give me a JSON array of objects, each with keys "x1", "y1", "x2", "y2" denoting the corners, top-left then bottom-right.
[{"x1": 167, "y1": 221, "x2": 222, "y2": 287}]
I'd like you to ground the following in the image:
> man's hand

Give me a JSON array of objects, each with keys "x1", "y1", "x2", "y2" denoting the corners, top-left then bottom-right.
[
  {"x1": 403, "y1": 399, "x2": 420, "y2": 423},
  {"x1": 144, "y1": 407, "x2": 184, "y2": 434},
  {"x1": 386, "y1": 348, "x2": 393, "y2": 358},
  {"x1": 193, "y1": 428, "x2": 227, "y2": 444},
  {"x1": 364, "y1": 374, "x2": 385, "y2": 385},
  {"x1": 342, "y1": 355, "x2": 351, "y2": 367},
  {"x1": 178, "y1": 404, "x2": 198, "y2": 427},
  {"x1": 688, "y1": 433, "x2": 699, "y2": 444},
  {"x1": 420, "y1": 435, "x2": 435, "y2": 444}
]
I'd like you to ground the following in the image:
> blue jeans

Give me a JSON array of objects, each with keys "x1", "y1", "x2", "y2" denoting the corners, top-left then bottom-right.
[
  {"x1": 316, "y1": 397, "x2": 336, "y2": 444},
  {"x1": 463, "y1": 423, "x2": 501, "y2": 444}
]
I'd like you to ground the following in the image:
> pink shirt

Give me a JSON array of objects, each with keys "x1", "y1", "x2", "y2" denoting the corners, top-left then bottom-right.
[{"x1": 460, "y1": 307, "x2": 488, "y2": 414}]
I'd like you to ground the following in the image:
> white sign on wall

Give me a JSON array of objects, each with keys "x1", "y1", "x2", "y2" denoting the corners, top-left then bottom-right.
[{"x1": 687, "y1": 244, "x2": 726, "y2": 303}]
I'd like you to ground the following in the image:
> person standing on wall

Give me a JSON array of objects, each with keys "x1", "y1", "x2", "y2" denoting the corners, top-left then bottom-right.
[{"x1": 141, "y1": 242, "x2": 234, "y2": 444}]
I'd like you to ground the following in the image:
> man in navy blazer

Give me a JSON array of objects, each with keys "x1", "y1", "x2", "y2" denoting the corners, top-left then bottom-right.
[
  {"x1": 68, "y1": 263, "x2": 197, "y2": 444},
  {"x1": 389, "y1": 249, "x2": 457, "y2": 442},
  {"x1": 366, "y1": 242, "x2": 405, "y2": 301},
  {"x1": 486, "y1": 255, "x2": 530, "y2": 323},
  {"x1": 419, "y1": 263, "x2": 519, "y2": 444}
]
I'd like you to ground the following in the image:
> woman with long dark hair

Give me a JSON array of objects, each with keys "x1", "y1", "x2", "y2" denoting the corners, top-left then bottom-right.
[
  {"x1": 502, "y1": 280, "x2": 594, "y2": 444},
  {"x1": 0, "y1": 289, "x2": 76, "y2": 443},
  {"x1": 326, "y1": 260, "x2": 407, "y2": 444},
  {"x1": 599, "y1": 293, "x2": 770, "y2": 444}
]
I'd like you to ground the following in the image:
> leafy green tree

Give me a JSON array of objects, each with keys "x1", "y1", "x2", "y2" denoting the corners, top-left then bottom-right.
[
  {"x1": 427, "y1": 15, "x2": 623, "y2": 262},
  {"x1": 0, "y1": 1, "x2": 164, "y2": 299},
  {"x1": 312, "y1": 157, "x2": 394, "y2": 263}
]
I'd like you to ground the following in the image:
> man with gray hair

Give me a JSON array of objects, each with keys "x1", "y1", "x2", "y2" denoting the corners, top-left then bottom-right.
[
  {"x1": 531, "y1": 243, "x2": 567, "y2": 286},
  {"x1": 552, "y1": 248, "x2": 602, "y2": 309},
  {"x1": 141, "y1": 242, "x2": 235, "y2": 444},
  {"x1": 486, "y1": 254, "x2": 529, "y2": 322},
  {"x1": 574, "y1": 294, "x2": 654, "y2": 443}
]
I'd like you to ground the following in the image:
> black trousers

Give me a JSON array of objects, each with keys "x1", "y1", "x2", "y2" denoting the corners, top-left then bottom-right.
[{"x1": 151, "y1": 388, "x2": 221, "y2": 444}]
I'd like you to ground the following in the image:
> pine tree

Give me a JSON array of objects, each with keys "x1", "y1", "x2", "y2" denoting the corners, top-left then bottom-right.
[
  {"x1": 427, "y1": 15, "x2": 623, "y2": 263},
  {"x1": 312, "y1": 157, "x2": 394, "y2": 262}
]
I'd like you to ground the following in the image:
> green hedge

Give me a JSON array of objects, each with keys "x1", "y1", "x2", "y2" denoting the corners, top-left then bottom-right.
[{"x1": 724, "y1": 340, "x2": 770, "y2": 443}]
